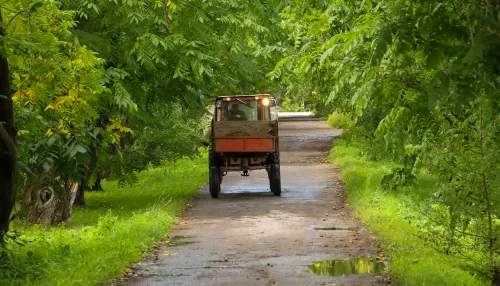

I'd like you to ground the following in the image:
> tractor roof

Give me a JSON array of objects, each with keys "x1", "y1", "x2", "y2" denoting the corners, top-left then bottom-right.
[{"x1": 215, "y1": 94, "x2": 270, "y2": 99}]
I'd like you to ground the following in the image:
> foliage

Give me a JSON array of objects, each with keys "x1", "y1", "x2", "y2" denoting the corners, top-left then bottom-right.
[
  {"x1": 5, "y1": 1, "x2": 102, "y2": 179},
  {"x1": 380, "y1": 167, "x2": 417, "y2": 191},
  {"x1": 122, "y1": 103, "x2": 208, "y2": 174},
  {"x1": 327, "y1": 112, "x2": 353, "y2": 129},
  {"x1": 0, "y1": 153, "x2": 207, "y2": 285},
  {"x1": 270, "y1": 0, "x2": 500, "y2": 280},
  {"x1": 277, "y1": 97, "x2": 307, "y2": 112},
  {"x1": 1, "y1": 0, "x2": 288, "y2": 215},
  {"x1": 0, "y1": 0, "x2": 133, "y2": 216},
  {"x1": 3, "y1": 0, "x2": 497, "y2": 282},
  {"x1": 330, "y1": 139, "x2": 488, "y2": 286}
]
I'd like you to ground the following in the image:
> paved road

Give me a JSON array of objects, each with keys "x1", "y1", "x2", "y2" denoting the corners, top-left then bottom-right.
[{"x1": 124, "y1": 120, "x2": 381, "y2": 286}]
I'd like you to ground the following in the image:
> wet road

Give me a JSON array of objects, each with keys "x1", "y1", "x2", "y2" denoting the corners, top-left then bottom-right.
[{"x1": 124, "y1": 120, "x2": 381, "y2": 286}]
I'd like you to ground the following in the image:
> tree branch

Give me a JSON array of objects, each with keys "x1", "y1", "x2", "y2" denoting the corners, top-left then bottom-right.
[{"x1": 7, "y1": 9, "x2": 28, "y2": 27}]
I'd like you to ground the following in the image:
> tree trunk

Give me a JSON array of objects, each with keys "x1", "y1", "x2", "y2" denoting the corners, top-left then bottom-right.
[
  {"x1": 90, "y1": 171, "x2": 103, "y2": 191},
  {"x1": 73, "y1": 169, "x2": 87, "y2": 206},
  {"x1": 0, "y1": 8, "x2": 17, "y2": 237},
  {"x1": 58, "y1": 180, "x2": 78, "y2": 222},
  {"x1": 24, "y1": 176, "x2": 78, "y2": 225},
  {"x1": 74, "y1": 144, "x2": 97, "y2": 205}
]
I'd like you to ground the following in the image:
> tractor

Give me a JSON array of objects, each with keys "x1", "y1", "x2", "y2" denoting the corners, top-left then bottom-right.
[{"x1": 208, "y1": 94, "x2": 280, "y2": 198}]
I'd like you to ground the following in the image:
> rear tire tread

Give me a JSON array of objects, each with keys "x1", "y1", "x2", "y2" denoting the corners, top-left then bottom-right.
[
  {"x1": 270, "y1": 153, "x2": 281, "y2": 196},
  {"x1": 209, "y1": 151, "x2": 221, "y2": 198}
]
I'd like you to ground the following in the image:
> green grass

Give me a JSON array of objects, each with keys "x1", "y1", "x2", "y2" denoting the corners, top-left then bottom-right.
[
  {"x1": 330, "y1": 140, "x2": 489, "y2": 286},
  {"x1": 1, "y1": 153, "x2": 208, "y2": 285}
]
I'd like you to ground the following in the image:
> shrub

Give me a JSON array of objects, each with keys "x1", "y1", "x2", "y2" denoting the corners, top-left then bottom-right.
[
  {"x1": 327, "y1": 112, "x2": 354, "y2": 129},
  {"x1": 278, "y1": 98, "x2": 307, "y2": 112}
]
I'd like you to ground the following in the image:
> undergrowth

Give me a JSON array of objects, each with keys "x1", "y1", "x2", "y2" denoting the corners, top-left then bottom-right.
[
  {"x1": 327, "y1": 112, "x2": 354, "y2": 129},
  {"x1": 0, "y1": 153, "x2": 207, "y2": 285},
  {"x1": 330, "y1": 139, "x2": 489, "y2": 286}
]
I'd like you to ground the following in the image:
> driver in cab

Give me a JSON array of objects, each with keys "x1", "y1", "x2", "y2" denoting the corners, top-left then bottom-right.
[{"x1": 229, "y1": 103, "x2": 247, "y2": 120}]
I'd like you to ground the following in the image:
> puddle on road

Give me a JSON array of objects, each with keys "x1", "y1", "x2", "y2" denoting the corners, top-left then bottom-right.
[
  {"x1": 308, "y1": 257, "x2": 384, "y2": 277},
  {"x1": 313, "y1": 226, "x2": 359, "y2": 231},
  {"x1": 166, "y1": 236, "x2": 199, "y2": 247}
]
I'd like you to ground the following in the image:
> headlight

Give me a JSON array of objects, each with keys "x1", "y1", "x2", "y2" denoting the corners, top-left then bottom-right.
[{"x1": 262, "y1": 98, "x2": 270, "y2": 106}]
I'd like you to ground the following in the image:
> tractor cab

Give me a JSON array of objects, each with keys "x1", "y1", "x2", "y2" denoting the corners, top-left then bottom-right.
[{"x1": 215, "y1": 95, "x2": 278, "y2": 122}]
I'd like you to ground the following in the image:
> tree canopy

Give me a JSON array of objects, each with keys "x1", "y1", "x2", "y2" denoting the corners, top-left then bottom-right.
[
  {"x1": 270, "y1": 0, "x2": 499, "y2": 279},
  {"x1": 0, "y1": 0, "x2": 498, "y2": 282}
]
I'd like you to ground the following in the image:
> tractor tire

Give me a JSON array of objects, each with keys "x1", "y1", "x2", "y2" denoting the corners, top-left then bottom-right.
[
  {"x1": 209, "y1": 166, "x2": 221, "y2": 198},
  {"x1": 269, "y1": 153, "x2": 281, "y2": 196},
  {"x1": 209, "y1": 151, "x2": 220, "y2": 198}
]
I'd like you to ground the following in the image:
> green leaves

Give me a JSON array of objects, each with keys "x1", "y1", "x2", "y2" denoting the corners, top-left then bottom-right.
[
  {"x1": 269, "y1": 0, "x2": 500, "y2": 279},
  {"x1": 370, "y1": 27, "x2": 392, "y2": 65},
  {"x1": 113, "y1": 81, "x2": 135, "y2": 111},
  {"x1": 67, "y1": 144, "x2": 88, "y2": 158},
  {"x1": 4, "y1": 0, "x2": 105, "y2": 180},
  {"x1": 28, "y1": 2, "x2": 43, "y2": 13}
]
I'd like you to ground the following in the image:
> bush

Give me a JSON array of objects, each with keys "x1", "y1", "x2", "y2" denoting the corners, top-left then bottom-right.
[
  {"x1": 327, "y1": 112, "x2": 354, "y2": 129},
  {"x1": 278, "y1": 98, "x2": 307, "y2": 112}
]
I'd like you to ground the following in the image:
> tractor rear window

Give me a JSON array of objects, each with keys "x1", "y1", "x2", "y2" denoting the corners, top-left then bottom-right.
[{"x1": 219, "y1": 99, "x2": 270, "y2": 121}]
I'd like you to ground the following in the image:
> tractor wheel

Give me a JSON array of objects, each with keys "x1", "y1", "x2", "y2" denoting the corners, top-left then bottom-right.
[
  {"x1": 209, "y1": 151, "x2": 220, "y2": 198},
  {"x1": 269, "y1": 153, "x2": 281, "y2": 196},
  {"x1": 209, "y1": 166, "x2": 221, "y2": 198}
]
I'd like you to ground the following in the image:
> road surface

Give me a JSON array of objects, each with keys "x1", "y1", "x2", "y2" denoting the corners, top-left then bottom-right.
[{"x1": 123, "y1": 119, "x2": 382, "y2": 286}]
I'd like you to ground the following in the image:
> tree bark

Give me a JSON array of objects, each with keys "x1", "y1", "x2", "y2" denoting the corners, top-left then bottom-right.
[
  {"x1": 74, "y1": 144, "x2": 97, "y2": 205},
  {"x1": 90, "y1": 171, "x2": 103, "y2": 191},
  {"x1": 24, "y1": 176, "x2": 78, "y2": 225},
  {"x1": 0, "y1": 8, "x2": 17, "y2": 237}
]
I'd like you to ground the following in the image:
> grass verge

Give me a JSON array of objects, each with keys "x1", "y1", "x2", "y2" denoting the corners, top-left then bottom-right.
[
  {"x1": 330, "y1": 139, "x2": 489, "y2": 286},
  {"x1": 1, "y1": 153, "x2": 207, "y2": 285}
]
